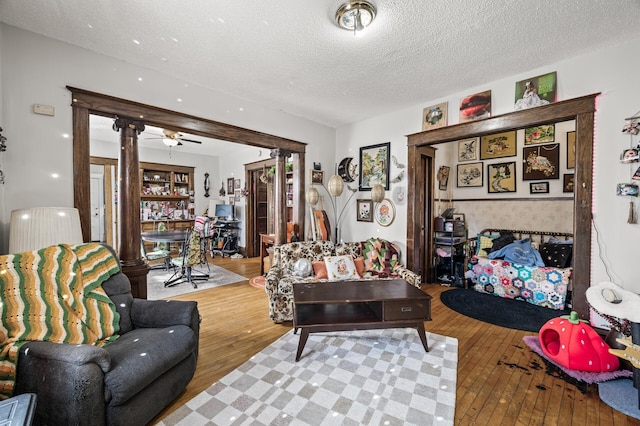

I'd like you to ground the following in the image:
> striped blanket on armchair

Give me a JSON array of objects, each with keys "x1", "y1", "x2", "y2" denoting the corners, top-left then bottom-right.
[{"x1": 0, "y1": 243, "x2": 121, "y2": 399}]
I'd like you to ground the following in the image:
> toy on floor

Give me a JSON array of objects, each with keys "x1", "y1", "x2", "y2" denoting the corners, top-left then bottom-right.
[{"x1": 538, "y1": 311, "x2": 619, "y2": 372}]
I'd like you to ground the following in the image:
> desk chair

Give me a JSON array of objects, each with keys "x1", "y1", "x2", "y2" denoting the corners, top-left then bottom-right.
[
  {"x1": 141, "y1": 221, "x2": 171, "y2": 270},
  {"x1": 167, "y1": 228, "x2": 210, "y2": 288}
]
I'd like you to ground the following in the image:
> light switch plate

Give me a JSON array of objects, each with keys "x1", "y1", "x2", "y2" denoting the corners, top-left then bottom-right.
[{"x1": 33, "y1": 104, "x2": 55, "y2": 116}]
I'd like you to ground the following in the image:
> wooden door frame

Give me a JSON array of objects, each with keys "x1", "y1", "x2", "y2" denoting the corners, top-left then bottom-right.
[
  {"x1": 244, "y1": 158, "x2": 275, "y2": 258},
  {"x1": 69, "y1": 86, "x2": 306, "y2": 247},
  {"x1": 406, "y1": 94, "x2": 598, "y2": 320}
]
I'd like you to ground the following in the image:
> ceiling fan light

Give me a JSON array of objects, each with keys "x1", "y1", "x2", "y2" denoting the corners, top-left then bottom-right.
[{"x1": 162, "y1": 137, "x2": 178, "y2": 147}]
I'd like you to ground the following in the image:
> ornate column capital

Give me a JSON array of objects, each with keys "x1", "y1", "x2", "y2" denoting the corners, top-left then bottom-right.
[{"x1": 112, "y1": 117, "x2": 146, "y2": 134}]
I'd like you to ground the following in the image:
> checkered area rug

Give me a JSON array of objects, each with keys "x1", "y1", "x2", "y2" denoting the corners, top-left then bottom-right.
[{"x1": 158, "y1": 328, "x2": 458, "y2": 425}]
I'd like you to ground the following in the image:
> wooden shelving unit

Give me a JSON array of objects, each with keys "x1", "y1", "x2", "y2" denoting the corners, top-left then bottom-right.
[{"x1": 139, "y1": 162, "x2": 195, "y2": 253}]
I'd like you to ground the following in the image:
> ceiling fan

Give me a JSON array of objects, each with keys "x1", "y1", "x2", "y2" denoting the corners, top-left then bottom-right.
[{"x1": 146, "y1": 129, "x2": 203, "y2": 147}]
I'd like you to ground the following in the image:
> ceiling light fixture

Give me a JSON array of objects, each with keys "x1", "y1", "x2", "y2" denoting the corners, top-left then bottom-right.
[
  {"x1": 335, "y1": 1, "x2": 376, "y2": 35},
  {"x1": 162, "y1": 137, "x2": 179, "y2": 147}
]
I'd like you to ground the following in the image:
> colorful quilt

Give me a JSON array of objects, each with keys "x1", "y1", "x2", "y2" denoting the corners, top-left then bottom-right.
[
  {"x1": 467, "y1": 255, "x2": 571, "y2": 310},
  {"x1": 0, "y1": 243, "x2": 121, "y2": 399}
]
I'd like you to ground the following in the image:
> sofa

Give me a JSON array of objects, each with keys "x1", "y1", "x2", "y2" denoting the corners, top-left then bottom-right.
[
  {"x1": 1, "y1": 244, "x2": 200, "y2": 426},
  {"x1": 464, "y1": 228, "x2": 573, "y2": 310},
  {"x1": 265, "y1": 238, "x2": 422, "y2": 323}
]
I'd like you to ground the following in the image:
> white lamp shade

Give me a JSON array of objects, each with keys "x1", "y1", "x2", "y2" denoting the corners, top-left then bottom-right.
[
  {"x1": 371, "y1": 184, "x2": 385, "y2": 203},
  {"x1": 305, "y1": 187, "x2": 319, "y2": 205},
  {"x1": 327, "y1": 175, "x2": 345, "y2": 197},
  {"x1": 9, "y1": 207, "x2": 83, "y2": 253}
]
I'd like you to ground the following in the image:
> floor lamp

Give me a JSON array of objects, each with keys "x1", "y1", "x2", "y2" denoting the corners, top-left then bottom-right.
[
  {"x1": 306, "y1": 176, "x2": 385, "y2": 243},
  {"x1": 8, "y1": 207, "x2": 83, "y2": 253}
]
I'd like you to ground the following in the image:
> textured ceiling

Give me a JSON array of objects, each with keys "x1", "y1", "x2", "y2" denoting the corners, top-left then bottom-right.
[{"x1": 1, "y1": 0, "x2": 639, "y2": 128}]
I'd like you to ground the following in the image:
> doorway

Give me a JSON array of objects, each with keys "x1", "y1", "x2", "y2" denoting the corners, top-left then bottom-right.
[
  {"x1": 244, "y1": 159, "x2": 274, "y2": 258},
  {"x1": 70, "y1": 86, "x2": 306, "y2": 252},
  {"x1": 406, "y1": 94, "x2": 597, "y2": 319},
  {"x1": 90, "y1": 165, "x2": 105, "y2": 242}
]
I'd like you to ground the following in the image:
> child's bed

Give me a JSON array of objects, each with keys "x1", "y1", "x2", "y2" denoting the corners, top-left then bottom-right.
[{"x1": 465, "y1": 228, "x2": 573, "y2": 310}]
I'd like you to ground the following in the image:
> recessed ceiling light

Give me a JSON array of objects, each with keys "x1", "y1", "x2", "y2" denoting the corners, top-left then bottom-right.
[
  {"x1": 138, "y1": 77, "x2": 143, "y2": 81},
  {"x1": 239, "y1": 107, "x2": 244, "y2": 112},
  {"x1": 217, "y1": 18, "x2": 225, "y2": 24},
  {"x1": 51, "y1": 173, "x2": 60, "y2": 179},
  {"x1": 62, "y1": 133, "x2": 69, "y2": 138},
  {"x1": 161, "y1": 57, "x2": 168, "y2": 62},
  {"x1": 171, "y1": 37, "x2": 178, "y2": 43},
  {"x1": 133, "y1": 39, "x2": 140, "y2": 45},
  {"x1": 176, "y1": 98, "x2": 182, "y2": 103},
  {"x1": 87, "y1": 24, "x2": 93, "y2": 29}
]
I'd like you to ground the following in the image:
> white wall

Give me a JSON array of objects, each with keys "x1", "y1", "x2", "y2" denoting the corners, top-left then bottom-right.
[
  {"x1": 336, "y1": 35, "x2": 640, "y2": 293},
  {"x1": 0, "y1": 24, "x2": 335, "y2": 253},
  {"x1": 4, "y1": 24, "x2": 640, "y2": 294}
]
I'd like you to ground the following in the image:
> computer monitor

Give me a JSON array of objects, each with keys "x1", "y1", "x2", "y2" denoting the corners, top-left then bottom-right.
[{"x1": 215, "y1": 204, "x2": 234, "y2": 220}]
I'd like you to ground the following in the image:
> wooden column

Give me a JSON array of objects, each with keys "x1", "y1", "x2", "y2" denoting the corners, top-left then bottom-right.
[
  {"x1": 271, "y1": 149, "x2": 290, "y2": 244},
  {"x1": 113, "y1": 118, "x2": 148, "y2": 299}
]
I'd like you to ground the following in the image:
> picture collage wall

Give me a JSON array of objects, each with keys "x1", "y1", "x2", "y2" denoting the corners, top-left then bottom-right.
[
  {"x1": 438, "y1": 120, "x2": 575, "y2": 196},
  {"x1": 427, "y1": 71, "x2": 574, "y2": 197}
]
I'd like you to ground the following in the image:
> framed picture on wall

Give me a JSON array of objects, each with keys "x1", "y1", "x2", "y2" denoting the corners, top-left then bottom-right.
[
  {"x1": 523, "y1": 143, "x2": 560, "y2": 180},
  {"x1": 374, "y1": 199, "x2": 395, "y2": 227},
  {"x1": 457, "y1": 162, "x2": 483, "y2": 187},
  {"x1": 567, "y1": 131, "x2": 576, "y2": 169},
  {"x1": 457, "y1": 137, "x2": 479, "y2": 162},
  {"x1": 359, "y1": 142, "x2": 390, "y2": 190},
  {"x1": 514, "y1": 71, "x2": 557, "y2": 110},
  {"x1": 459, "y1": 90, "x2": 491, "y2": 123},
  {"x1": 530, "y1": 182, "x2": 549, "y2": 194},
  {"x1": 228, "y1": 195, "x2": 235, "y2": 205},
  {"x1": 234, "y1": 179, "x2": 241, "y2": 190},
  {"x1": 488, "y1": 161, "x2": 517, "y2": 193},
  {"x1": 356, "y1": 199, "x2": 373, "y2": 222},
  {"x1": 422, "y1": 102, "x2": 448, "y2": 131},
  {"x1": 310, "y1": 169, "x2": 324, "y2": 185},
  {"x1": 563, "y1": 174, "x2": 575, "y2": 193},
  {"x1": 480, "y1": 131, "x2": 517, "y2": 160},
  {"x1": 524, "y1": 124, "x2": 555, "y2": 145},
  {"x1": 437, "y1": 165, "x2": 450, "y2": 190},
  {"x1": 227, "y1": 178, "x2": 234, "y2": 195}
]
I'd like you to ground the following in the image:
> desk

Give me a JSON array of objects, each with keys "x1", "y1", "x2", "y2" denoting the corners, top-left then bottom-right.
[
  {"x1": 260, "y1": 233, "x2": 275, "y2": 275},
  {"x1": 141, "y1": 231, "x2": 208, "y2": 288}
]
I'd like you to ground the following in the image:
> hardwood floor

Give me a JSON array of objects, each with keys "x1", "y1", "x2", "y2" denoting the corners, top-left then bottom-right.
[{"x1": 152, "y1": 256, "x2": 640, "y2": 425}]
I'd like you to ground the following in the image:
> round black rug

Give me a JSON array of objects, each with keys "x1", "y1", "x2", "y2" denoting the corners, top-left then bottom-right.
[{"x1": 440, "y1": 288, "x2": 570, "y2": 332}]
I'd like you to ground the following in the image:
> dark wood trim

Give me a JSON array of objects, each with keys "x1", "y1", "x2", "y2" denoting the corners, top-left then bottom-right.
[
  {"x1": 407, "y1": 94, "x2": 598, "y2": 146},
  {"x1": 406, "y1": 145, "x2": 436, "y2": 283},
  {"x1": 452, "y1": 197, "x2": 574, "y2": 202},
  {"x1": 69, "y1": 87, "x2": 306, "y2": 152},
  {"x1": 406, "y1": 93, "x2": 599, "y2": 320},
  {"x1": 69, "y1": 87, "x2": 306, "y2": 296},
  {"x1": 244, "y1": 158, "x2": 276, "y2": 258}
]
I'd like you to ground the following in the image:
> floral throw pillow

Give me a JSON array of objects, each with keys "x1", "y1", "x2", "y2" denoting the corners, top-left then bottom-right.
[{"x1": 324, "y1": 255, "x2": 360, "y2": 281}]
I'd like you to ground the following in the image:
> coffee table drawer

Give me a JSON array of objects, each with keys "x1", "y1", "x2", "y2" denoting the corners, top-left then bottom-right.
[{"x1": 384, "y1": 300, "x2": 430, "y2": 321}]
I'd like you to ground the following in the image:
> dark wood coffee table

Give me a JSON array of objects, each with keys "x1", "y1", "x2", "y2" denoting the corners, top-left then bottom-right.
[{"x1": 292, "y1": 279, "x2": 432, "y2": 361}]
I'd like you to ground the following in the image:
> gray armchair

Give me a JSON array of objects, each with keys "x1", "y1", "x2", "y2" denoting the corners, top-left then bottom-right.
[{"x1": 13, "y1": 248, "x2": 200, "y2": 426}]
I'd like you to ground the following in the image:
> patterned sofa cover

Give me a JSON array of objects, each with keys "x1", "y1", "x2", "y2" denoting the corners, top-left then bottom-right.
[
  {"x1": 464, "y1": 228, "x2": 573, "y2": 310},
  {"x1": 265, "y1": 239, "x2": 422, "y2": 323}
]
